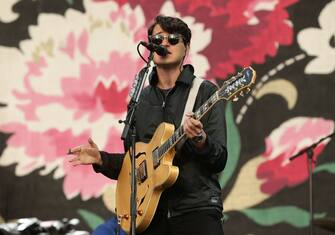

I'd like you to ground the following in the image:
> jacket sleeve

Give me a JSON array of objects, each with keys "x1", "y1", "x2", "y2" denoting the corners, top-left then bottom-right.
[
  {"x1": 185, "y1": 81, "x2": 228, "y2": 173},
  {"x1": 92, "y1": 151, "x2": 125, "y2": 180}
]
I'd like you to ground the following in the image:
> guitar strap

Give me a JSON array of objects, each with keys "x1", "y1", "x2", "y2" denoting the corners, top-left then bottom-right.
[
  {"x1": 181, "y1": 76, "x2": 204, "y2": 124},
  {"x1": 176, "y1": 76, "x2": 204, "y2": 150}
]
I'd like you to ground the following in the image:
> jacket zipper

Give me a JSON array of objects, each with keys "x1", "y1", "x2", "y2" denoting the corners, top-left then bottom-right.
[
  {"x1": 159, "y1": 88, "x2": 172, "y2": 109},
  {"x1": 167, "y1": 209, "x2": 171, "y2": 218}
]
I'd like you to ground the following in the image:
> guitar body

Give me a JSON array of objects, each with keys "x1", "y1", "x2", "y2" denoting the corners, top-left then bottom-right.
[{"x1": 116, "y1": 122, "x2": 179, "y2": 234}]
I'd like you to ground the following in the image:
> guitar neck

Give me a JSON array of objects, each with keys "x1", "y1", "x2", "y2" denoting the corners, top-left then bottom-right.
[
  {"x1": 153, "y1": 66, "x2": 256, "y2": 164},
  {"x1": 154, "y1": 90, "x2": 220, "y2": 162}
]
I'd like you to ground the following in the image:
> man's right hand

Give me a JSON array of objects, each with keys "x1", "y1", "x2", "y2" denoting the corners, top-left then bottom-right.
[{"x1": 68, "y1": 138, "x2": 102, "y2": 166}]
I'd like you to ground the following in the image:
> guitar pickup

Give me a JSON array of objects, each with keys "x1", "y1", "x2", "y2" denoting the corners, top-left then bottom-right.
[{"x1": 137, "y1": 160, "x2": 148, "y2": 183}]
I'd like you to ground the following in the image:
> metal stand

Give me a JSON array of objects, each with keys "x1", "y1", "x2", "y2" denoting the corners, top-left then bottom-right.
[
  {"x1": 307, "y1": 148, "x2": 314, "y2": 235},
  {"x1": 289, "y1": 131, "x2": 335, "y2": 235},
  {"x1": 118, "y1": 51, "x2": 156, "y2": 235}
]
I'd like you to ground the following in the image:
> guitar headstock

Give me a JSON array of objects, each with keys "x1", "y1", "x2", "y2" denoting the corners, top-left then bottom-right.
[{"x1": 218, "y1": 67, "x2": 256, "y2": 101}]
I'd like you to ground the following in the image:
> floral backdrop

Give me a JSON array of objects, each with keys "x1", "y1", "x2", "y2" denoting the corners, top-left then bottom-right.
[{"x1": 0, "y1": 0, "x2": 334, "y2": 234}]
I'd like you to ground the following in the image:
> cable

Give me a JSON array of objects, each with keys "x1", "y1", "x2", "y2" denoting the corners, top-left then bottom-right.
[{"x1": 137, "y1": 43, "x2": 148, "y2": 64}]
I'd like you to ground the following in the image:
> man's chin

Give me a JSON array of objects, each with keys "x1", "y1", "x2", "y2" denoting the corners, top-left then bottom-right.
[{"x1": 155, "y1": 61, "x2": 182, "y2": 69}]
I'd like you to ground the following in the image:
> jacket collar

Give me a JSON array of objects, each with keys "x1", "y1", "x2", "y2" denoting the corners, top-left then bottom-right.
[{"x1": 149, "y1": 64, "x2": 195, "y2": 87}]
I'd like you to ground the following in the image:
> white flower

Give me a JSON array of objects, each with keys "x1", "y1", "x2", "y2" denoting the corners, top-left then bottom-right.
[
  {"x1": 0, "y1": 0, "x2": 212, "y2": 201},
  {"x1": 0, "y1": 0, "x2": 20, "y2": 23},
  {"x1": 297, "y1": 1, "x2": 335, "y2": 74},
  {"x1": 159, "y1": 1, "x2": 212, "y2": 77}
]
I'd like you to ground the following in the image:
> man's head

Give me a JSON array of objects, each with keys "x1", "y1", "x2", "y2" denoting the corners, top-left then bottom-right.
[
  {"x1": 147, "y1": 15, "x2": 192, "y2": 68},
  {"x1": 148, "y1": 15, "x2": 191, "y2": 46}
]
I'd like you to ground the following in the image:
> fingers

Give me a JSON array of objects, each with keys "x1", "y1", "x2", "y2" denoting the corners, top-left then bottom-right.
[
  {"x1": 68, "y1": 156, "x2": 78, "y2": 163},
  {"x1": 185, "y1": 112, "x2": 194, "y2": 118},
  {"x1": 188, "y1": 118, "x2": 203, "y2": 130},
  {"x1": 68, "y1": 138, "x2": 97, "y2": 156},
  {"x1": 69, "y1": 158, "x2": 82, "y2": 166},
  {"x1": 88, "y1": 137, "x2": 98, "y2": 148},
  {"x1": 183, "y1": 115, "x2": 204, "y2": 138},
  {"x1": 68, "y1": 153, "x2": 90, "y2": 166},
  {"x1": 186, "y1": 124, "x2": 201, "y2": 136},
  {"x1": 68, "y1": 156, "x2": 81, "y2": 166},
  {"x1": 68, "y1": 146, "x2": 82, "y2": 155}
]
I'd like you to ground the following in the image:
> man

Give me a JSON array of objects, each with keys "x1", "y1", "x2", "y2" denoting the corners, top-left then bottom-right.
[{"x1": 69, "y1": 15, "x2": 227, "y2": 235}]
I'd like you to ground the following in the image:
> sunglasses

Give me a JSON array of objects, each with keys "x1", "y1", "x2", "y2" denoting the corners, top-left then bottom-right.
[{"x1": 149, "y1": 33, "x2": 183, "y2": 46}]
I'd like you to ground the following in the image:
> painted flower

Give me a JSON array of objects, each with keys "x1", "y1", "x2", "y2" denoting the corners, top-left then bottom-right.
[
  {"x1": 0, "y1": 0, "x2": 211, "y2": 201},
  {"x1": 0, "y1": 0, "x2": 20, "y2": 23},
  {"x1": 257, "y1": 117, "x2": 334, "y2": 194},
  {"x1": 224, "y1": 117, "x2": 334, "y2": 211},
  {"x1": 297, "y1": 1, "x2": 335, "y2": 74},
  {"x1": 0, "y1": 0, "x2": 143, "y2": 200},
  {"x1": 114, "y1": 0, "x2": 298, "y2": 79}
]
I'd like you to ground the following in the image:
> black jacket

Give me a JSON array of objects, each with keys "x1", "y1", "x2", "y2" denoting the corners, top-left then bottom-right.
[{"x1": 94, "y1": 64, "x2": 228, "y2": 217}]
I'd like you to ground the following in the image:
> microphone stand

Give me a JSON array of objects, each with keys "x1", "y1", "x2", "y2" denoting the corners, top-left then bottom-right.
[
  {"x1": 119, "y1": 51, "x2": 155, "y2": 235},
  {"x1": 289, "y1": 131, "x2": 335, "y2": 235}
]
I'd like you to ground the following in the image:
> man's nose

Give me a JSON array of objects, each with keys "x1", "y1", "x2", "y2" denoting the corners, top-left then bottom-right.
[{"x1": 161, "y1": 37, "x2": 170, "y2": 46}]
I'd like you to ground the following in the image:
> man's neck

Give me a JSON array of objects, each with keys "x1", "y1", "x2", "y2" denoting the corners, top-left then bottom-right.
[{"x1": 156, "y1": 66, "x2": 183, "y2": 89}]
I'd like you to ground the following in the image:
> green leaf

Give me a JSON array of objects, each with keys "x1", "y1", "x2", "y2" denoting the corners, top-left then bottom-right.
[
  {"x1": 241, "y1": 206, "x2": 326, "y2": 228},
  {"x1": 77, "y1": 209, "x2": 105, "y2": 230},
  {"x1": 218, "y1": 102, "x2": 241, "y2": 188},
  {"x1": 314, "y1": 162, "x2": 335, "y2": 174}
]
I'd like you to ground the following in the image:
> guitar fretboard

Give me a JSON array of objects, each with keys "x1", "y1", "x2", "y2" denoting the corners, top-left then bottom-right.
[
  {"x1": 152, "y1": 90, "x2": 220, "y2": 166},
  {"x1": 151, "y1": 67, "x2": 255, "y2": 167}
]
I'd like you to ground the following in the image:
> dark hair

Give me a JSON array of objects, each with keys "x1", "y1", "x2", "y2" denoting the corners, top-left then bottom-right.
[{"x1": 148, "y1": 15, "x2": 192, "y2": 46}]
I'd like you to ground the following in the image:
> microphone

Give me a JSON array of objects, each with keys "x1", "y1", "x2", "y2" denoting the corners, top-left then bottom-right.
[{"x1": 140, "y1": 41, "x2": 168, "y2": 56}]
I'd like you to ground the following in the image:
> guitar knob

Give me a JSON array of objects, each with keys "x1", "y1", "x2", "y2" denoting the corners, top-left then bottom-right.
[
  {"x1": 137, "y1": 210, "x2": 143, "y2": 216},
  {"x1": 118, "y1": 214, "x2": 130, "y2": 220}
]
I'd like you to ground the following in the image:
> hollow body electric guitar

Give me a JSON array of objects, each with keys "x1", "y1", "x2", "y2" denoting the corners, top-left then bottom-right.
[{"x1": 116, "y1": 67, "x2": 256, "y2": 233}]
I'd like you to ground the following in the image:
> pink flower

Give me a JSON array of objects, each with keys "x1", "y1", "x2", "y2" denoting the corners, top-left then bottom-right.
[
  {"x1": 0, "y1": 0, "x2": 211, "y2": 201},
  {"x1": 0, "y1": 1, "x2": 146, "y2": 200},
  {"x1": 113, "y1": 0, "x2": 298, "y2": 79},
  {"x1": 257, "y1": 117, "x2": 334, "y2": 195},
  {"x1": 178, "y1": 0, "x2": 298, "y2": 79}
]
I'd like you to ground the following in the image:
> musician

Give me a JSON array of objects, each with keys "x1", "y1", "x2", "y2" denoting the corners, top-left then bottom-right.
[{"x1": 69, "y1": 15, "x2": 228, "y2": 235}]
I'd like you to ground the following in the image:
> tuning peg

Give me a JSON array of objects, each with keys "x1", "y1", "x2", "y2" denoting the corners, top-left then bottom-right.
[
  {"x1": 239, "y1": 91, "x2": 244, "y2": 97},
  {"x1": 245, "y1": 87, "x2": 251, "y2": 94},
  {"x1": 137, "y1": 210, "x2": 143, "y2": 216},
  {"x1": 233, "y1": 96, "x2": 239, "y2": 102}
]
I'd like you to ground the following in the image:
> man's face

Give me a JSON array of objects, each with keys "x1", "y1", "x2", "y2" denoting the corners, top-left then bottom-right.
[{"x1": 151, "y1": 24, "x2": 188, "y2": 68}]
